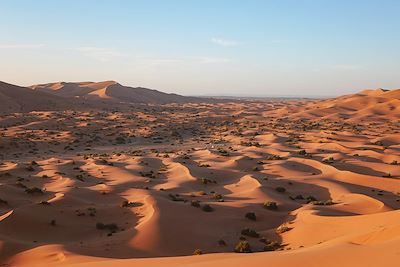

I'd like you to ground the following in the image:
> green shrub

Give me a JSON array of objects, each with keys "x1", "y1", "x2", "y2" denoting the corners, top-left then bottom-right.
[
  {"x1": 191, "y1": 200, "x2": 201, "y2": 208},
  {"x1": 169, "y1": 193, "x2": 184, "y2": 202},
  {"x1": 245, "y1": 212, "x2": 257, "y2": 221},
  {"x1": 306, "y1": 196, "x2": 317, "y2": 203},
  {"x1": 96, "y1": 222, "x2": 119, "y2": 232},
  {"x1": 115, "y1": 136, "x2": 126, "y2": 144},
  {"x1": 263, "y1": 201, "x2": 278, "y2": 210},
  {"x1": 26, "y1": 165, "x2": 35, "y2": 172},
  {"x1": 213, "y1": 193, "x2": 223, "y2": 200},
  {"x1": 310, "y1": 200, "x2": 335, "y2": 206},
  {"x1": 298, "y1": 150, "x2": 307, "y2": 155},
  {"x1": 218, "y1": 239, "x2": 227, "y2": 246},
  {"x1": 266, "y1": 155, "x2": 282, "y2": 160},
  {"x1": 87, "y1": 207, "x2": 97, "y2": 216},
  {"x1": 121, "y1": 200, "x2": 142, "y2": 207},
  {"x1": 234, "y1": 240, "x2": 252, "y2": 253},
  {"x1": 241, "y1": 228, "x2": 259, "y2": 238},
  {"x1": 263, "y1": 240, "x2": 281, "y2": 251},
  {"x1": 25, "y1": 187, "x2": 44, "y2": 194},
  {"x1": 202, "y1": 204, "x2": 214, "y2": 212},
  {"x1": 193, "y1": 249, "x2": 202, "y2": 255},
  {"x1": 276, "y1": 223, "x2": 291, "y2": 234},
  {"x1": 275, "y1": 187, "x2": 286, "y2": 193}
]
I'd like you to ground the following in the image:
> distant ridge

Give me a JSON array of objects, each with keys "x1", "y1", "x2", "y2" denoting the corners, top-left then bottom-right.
[
  {"x1": 30, "y1": 81, "x2": 203, "y2": 104},
  {"x1": 0, "y1": 81, "x2": 71, "y2": 113},
  {"x1": 0, "y1": 80, "x2": 221, "y2": 114}
]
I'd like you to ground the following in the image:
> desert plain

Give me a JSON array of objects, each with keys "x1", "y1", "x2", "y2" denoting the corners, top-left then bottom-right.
[{"x1": 0, "y1": 81, "x2": 399, "y2": 267}]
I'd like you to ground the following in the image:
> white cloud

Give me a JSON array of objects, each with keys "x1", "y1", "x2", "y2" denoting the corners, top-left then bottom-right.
[
  {"x1": 75, "y1": 46, "x2": 124, "y2": 62},
  {"x1": 211, "y1": 37, "x2": 240, "y2": 47},
  {"x1": 0, "y1": 44, "x2": 45, "y2": 49}
]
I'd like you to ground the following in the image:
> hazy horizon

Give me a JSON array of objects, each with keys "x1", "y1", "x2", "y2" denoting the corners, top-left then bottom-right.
[{"x1": 1, "y1": 0, "x2": 399, "y2": 97}]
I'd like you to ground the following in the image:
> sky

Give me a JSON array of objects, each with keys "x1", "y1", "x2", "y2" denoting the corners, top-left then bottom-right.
[{"x1": 1, "y1": 0, "x2": 399, "y2": 97}]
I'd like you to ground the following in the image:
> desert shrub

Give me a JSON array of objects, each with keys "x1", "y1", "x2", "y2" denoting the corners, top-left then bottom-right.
[
  {"x1": 382, "y1": 173, "x2": 392, "y2": 178},
  {"x1": 241, "y1": 228, "x2": 259, "y2": 238},
  {"x1": 202, "y1": 204, "x2": 214, "y2": 212},
  {"x1": 25, "y1": 187, "x2": 44, "y2": 194},
  {"x1": 39, "y1": 200, "x2": 51, "y2": 205},
  {"x1": 87, "y1": 207, "x2": 97, "y2": 216},
  {"x1": 191, "y1": 200, "x2": 201, "y2": 208},
  {"x1": 234, "y1": 240, "x2": 252, "y2": 253},
  {"x1": 322, "y1": 157, "x2": 334, "y2": 164},
  {"x1": 310, "y1": 200, "x2": 335, "y2": 206},
  {"x1": 121, "y1": 200, "x2": 143, "y2": 207},
  {"x1": 390, "y1": 160, "x2": 399, "y2": 165},
  {"x1": 276, "y1": 223, "x2": 291, "y2": 234},
  {"x1": 115, "y1": 136, "x2": 126, "y2": 144},
  {"x1": 306, "y1": 195, "x2": 317, "y2": 203},
  {"x1": 275, "y1": 187, "x2": 286, "y2": 193},
  {"x1": 50, "y1": 219, "x2": 56, "y2": 226},
  {"x1": 169, "y1": 193, "x2": 184, "y2": 202},
  {"x1": 266, "y1": 154, "x2": 282, "y2": 160},
  {"x1": 76, "y1": 174, "x2": 84, "y2": 181},
  {"x1": 372, "y1": 140, "x2": 384, "y2": 146},
  {"x1": 245, "y1": 212, "x2": 257, "y2": 221},
  {"x1": 263, "y1": 240, "x2": 281, "y2": 251},
  {"x1": 193, "y1": 249, "x2": 202, "y2": 255},
  {"x1": 96, "y1": 222, "x2": 119, "y2": 232},
  {"x1": 298, "y1": 150, "x2": 307, "y2": 155},
  {"x1": 26, "y1": 165, "x2": 35, "y2": 172},
  {"x1": 218, "y1": 239, "x2": 227, "y2": 246},
  {"x1": 201, "y1": 178, "x2": 216, "y2": 184},
  {"x1": 241, "y1": 141, "x2": 261, "y2": 147},
  {"x1": 263, "y1": 201, "x2": 278, "y2": 210},
  {"x1": 213, "y1": 193, "x2": 224, "y2": 201},
  {"x1": 139, "y1": 171, "x2": 155, "y2": 178}
]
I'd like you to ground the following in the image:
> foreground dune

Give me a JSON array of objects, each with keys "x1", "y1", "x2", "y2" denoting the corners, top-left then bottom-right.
[{"x1": 0, "y1": 87, "x2": 399, "y2": 266}]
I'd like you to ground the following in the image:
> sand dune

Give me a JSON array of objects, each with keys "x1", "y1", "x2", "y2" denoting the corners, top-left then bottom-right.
[
  {"x1": 0, "y1": 81, "x2": 72, "y2": 113},
  {"x1": 31, "y1": 81, "x2": 206, "y2": 104},
  {"x1": 0, "y1": 86, "x2": 399, "y2": 266},
  {"x1": 281, "y1": 88, "x2": 400, "y2": 121}
]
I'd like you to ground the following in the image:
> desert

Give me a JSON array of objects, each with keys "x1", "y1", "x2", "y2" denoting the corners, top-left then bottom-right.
[
  {"x1": 2, "y1": 1, "x2": 400, "y2": 266},
  {"x1": 0, "y1": 81, "x2": 399, "y2": 267}
]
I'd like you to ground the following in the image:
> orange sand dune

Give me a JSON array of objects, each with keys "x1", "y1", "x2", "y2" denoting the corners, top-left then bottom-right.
[
  {"x1": 30, "y1": 81, "x2": 207, "y2": 104},
  {"x1": 0, "y1": 86, "x2": 399, "y2": 266},
  {"x1": 280, "y1": 88, "x2": 400, "y2": 121}
]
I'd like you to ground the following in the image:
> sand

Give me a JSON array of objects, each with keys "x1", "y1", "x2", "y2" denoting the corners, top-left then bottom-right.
[{"x1": 0, "y1": 84, "x2": 399, "y2": 266}]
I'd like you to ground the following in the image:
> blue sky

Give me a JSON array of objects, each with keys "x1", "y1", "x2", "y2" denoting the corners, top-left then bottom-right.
[{"x1": 1, "y1": 0, "x2": 399, "y2": 96}]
